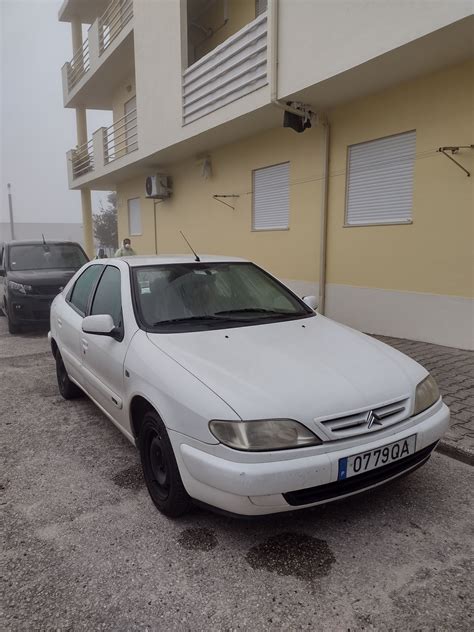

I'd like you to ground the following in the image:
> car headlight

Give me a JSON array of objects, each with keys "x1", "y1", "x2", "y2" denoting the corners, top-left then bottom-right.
[
  {"x1": 209, "y1": 419, "x2": 322, "y2": 451},
  {"x1": 414, "y1": 374, "x2": 440, "y2": 416},
  {"x1": 8, "y1": 281, "x2": 33, "y2": 294}
]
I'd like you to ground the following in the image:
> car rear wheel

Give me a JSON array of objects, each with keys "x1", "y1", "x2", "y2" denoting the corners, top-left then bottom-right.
[
  {"x1": 56, "y1": 352, "x2": 82, "y2": 400},
  {"x1": 139, "y1": 411, "x2": 192, "y2": 517}
]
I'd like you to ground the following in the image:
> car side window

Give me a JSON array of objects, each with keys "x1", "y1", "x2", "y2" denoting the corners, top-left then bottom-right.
[
  {"x1": 69, "y1": 265, "x2": 103, "y2": 315},
  {"x1": 90, "y1": 265, "x2": 122, "y2": 328}
]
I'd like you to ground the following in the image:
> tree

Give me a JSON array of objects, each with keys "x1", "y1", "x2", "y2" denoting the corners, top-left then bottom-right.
[{"x1": 93, "y1": 192, "x2": 118, "y2": 250}]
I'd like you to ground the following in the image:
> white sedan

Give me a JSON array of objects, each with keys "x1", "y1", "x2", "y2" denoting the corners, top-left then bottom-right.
[{"x1": 49, "y1": 256, "x2": 449, "y2": 517}]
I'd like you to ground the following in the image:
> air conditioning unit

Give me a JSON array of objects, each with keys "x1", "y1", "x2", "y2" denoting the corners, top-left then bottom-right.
[{"x1": 145, "y1": 174, "x2": 171, "y2": 199}]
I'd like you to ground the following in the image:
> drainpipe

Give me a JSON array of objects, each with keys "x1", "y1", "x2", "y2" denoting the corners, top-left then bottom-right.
[
  {"x1": 269, "y1": 0, "x2": 330, "y2": 312},
  {"x1": 318, "y1": 118, "x2": 330, "y2": 314}
]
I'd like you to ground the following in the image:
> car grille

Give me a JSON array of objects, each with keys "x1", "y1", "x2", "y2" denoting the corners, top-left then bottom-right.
[
  {"x1": 283, "y1": 441, "x2": 437, "y2": 506},
  {"x1": 31, "y1": 285, "x2": 62, "y2": 296},
  {"x1": 319, "y1": 398, "x2": 410, "y2": 439}
]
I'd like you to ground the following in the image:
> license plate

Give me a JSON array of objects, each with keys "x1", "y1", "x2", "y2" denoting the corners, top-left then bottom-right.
[{"x1": 338, "y1": 435, "x2": 417, "y2": 480}]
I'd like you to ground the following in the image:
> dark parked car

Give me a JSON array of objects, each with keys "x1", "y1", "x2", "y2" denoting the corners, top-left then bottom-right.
[{"x1": 0, "y1": 240, "x2": 88, "y2": 333}]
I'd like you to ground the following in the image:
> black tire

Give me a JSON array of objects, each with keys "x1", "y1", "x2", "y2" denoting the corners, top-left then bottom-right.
[
  {"x1": 139, "y1": 411, "x2": 192, "y2": 517},
  {"x1": 56, "y1": 352, "x2": 82, "y2": 400},
  {"x1": 6, "y1": 308, "x2": 20, "y2": 334}
]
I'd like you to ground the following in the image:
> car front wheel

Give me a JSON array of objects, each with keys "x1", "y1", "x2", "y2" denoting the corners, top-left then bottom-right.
[
  {"x1": 139, "y1": 411, "x2": 191, "y2": 517},
  {"x1": 56, "y1": 352, "x2": 82, "y2": 400},
  {"x1": 6, "y1": 306, "x2": 20, "y2": 334}
]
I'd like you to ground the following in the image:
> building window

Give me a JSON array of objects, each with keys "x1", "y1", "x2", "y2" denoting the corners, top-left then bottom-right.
[
  {"x1": 345, "y1": 130, "x2": 416, "y2": 226},
  {"x1": 128, "y1": 198, "x2": 142, "y2": 236},
  {"x1": 252, "y1": 162, "x2": 290, "y2": 231},
  {"x1": 256, "y1": 0, "x2": 268, "y2": 17}
]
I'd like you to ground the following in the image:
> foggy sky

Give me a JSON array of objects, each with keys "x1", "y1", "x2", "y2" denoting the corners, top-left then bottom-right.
[{"x1": 1, "y1": 0, "x2": 111, "y2": 228}]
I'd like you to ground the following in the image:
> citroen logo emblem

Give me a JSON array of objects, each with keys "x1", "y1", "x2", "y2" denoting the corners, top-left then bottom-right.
[{"x1": 366, "y1": 410, "x2": 382, "y2": 429}]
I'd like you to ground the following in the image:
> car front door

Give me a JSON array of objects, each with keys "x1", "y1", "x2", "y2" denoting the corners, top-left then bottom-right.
[
  {"x1": 57, "y1": 264, "x2": 104, "y2": 384},
  {"x1": 80, "y1": 264, "x2": 134, "y2": 428}
]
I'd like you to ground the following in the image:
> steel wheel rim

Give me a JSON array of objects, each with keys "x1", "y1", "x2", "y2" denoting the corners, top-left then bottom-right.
[{"x1": 145, "y1": 428, "x2": 170, "y2": 501}]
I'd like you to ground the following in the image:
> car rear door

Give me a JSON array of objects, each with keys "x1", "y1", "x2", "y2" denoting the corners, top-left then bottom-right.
[
  {"x1": 80, "y1": 264, "x2": 136, "y2": 430},
  {"x1": 56, "y1": 264, "x2": 104, "y2": 384}
]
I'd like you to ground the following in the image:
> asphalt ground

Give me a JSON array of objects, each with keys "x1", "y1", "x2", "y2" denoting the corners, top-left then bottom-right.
[{"x1": 1, "y1": 319, "x2": 473, "y2": 631}]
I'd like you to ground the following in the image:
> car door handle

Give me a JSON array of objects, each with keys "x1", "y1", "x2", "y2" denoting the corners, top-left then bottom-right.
[
  {"x1": 81, "y1": 338, "x2": 88, "y2": 353},
  {"x1": 57, "y1": 317, "x2": 62, "y2": 327}
]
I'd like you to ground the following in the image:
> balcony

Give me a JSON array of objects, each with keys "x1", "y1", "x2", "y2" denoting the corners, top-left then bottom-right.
[
  {"x1": 182, "y1": 12, "x2": 268, "y2": 125},
  {"x1": 67, "y1": 107, "x2": 138, "y2": 187},
  {"x1": 71, "y1": 139, "x2": 94, "y2": 179},
  {"x1": 62, "y1": 0, "x2": 134, "y2": 109}
]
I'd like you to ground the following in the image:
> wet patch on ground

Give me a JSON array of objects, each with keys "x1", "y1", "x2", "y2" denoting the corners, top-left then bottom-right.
[
  {"x1": 112, "y1": 464, "x2": 144, "y2": 490},
  {"x1": 177, "y1": 527, "x2": 218, "y2": 551},
  {"x1": 246, "y1": 532, "x2": 335, "y2": 582}
]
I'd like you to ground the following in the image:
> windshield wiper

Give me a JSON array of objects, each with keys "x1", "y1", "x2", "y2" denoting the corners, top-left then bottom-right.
[
  {"x1": 153, "y1": 315, "x2": 239, "y2": 326},
  {"x1": 214, "y1": 308, "x2": 301, "y2": 318}
]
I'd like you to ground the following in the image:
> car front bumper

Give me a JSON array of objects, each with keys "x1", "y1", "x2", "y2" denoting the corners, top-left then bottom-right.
[
  {"x1": 7, "y1": 293, "x2": 55, "y2": 324},
  {"x1": 170, "y1": 399, "x2": 450, "y2": 516}
]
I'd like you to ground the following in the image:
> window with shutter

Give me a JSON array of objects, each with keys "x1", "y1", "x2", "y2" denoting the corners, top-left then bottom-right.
[
  {"x1": 345, "y1": 130, "x2": 416, "y2": 226},
  {"x1": 128, "y1": 198, "x2": 142, "y2": 236},
  {"x1": 256, "y1": 0, "x2": 268, "y2": 17},
  {"x1": 252, "y1": 162, "x2": 290, "y2": 231}
]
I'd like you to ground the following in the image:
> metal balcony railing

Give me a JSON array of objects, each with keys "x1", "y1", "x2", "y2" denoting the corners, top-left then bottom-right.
[
  {"x1": 103, "y1": 108, "x2": 138, "y2": 164},
  {"x1": 67, "y1": 39, "x2": 90, "y2": 90},
  {"x1": 72, "y1": 139, "x2": 94, "y2": 178},
  {"x1": 99, "y1": 0, "x2": 133, "y2": 55}
]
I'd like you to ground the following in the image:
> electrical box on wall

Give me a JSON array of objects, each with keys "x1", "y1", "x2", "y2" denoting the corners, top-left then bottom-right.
[{"x1": 145, "y1": 174, "x2": 171, "y2": 199}]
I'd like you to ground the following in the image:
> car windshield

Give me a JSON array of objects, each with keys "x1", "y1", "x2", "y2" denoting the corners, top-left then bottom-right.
[
  {"x1": 9, "y1": 244, "x2": 87, "y2": 271},
  {"x1": 133, "y1": 262, "x2": 313, "y2": 331}
]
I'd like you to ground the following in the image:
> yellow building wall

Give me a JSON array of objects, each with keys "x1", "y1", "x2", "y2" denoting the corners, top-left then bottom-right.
[
  {"x1": 111, "y1": 75, "x2": 136, "y2": 126},
  {"x1": 327, "y1": 59, "x2": 473, "y2": 297},
  {"x1": 117, "y1": 59, "x2": 473, "y2": 298}
]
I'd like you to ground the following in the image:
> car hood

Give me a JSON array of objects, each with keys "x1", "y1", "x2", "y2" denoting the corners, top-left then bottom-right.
[
  {"x1": 7, "y1": 269, "x2": 77, "y2": 286},
  {"x1": 147, "y1": 315, "x2": 427, "y2": 423}
]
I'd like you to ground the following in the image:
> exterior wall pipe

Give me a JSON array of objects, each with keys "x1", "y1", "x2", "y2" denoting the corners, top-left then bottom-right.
[{"x1": 318, "y1": 119, "x2": 330, "y2": 314}]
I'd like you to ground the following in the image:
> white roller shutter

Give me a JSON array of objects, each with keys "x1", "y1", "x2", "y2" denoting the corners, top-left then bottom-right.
[
  {"x1": 346, "y1": 130, "x2": 416, "y2": 226},
  {"x1": 253, "y1": 162, "x2": 290, "y2": 230},
  {"x1": 256, "y1": 0, "x2": 268, "y2": 16},
  {"x1": 128, "y1": 198, "x2": 142, "y2": 236}
]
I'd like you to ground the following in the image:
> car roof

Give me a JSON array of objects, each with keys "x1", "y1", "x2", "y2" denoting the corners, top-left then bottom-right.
[
  {"x1": 114, "y1": 255, "x2": 249, "y2": 267},
  {"x1": 5, "y1": 240, "x2": 82, "y2": 246}
]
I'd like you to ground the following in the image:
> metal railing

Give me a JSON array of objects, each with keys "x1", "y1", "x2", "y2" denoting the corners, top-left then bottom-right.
[
  {"x1": 67, "y1": 39, "x2": 90, "y2": 90},
  {"x1": 103, "y1": 108, "x2": 138, "y2": 164},
  {"x1": 72, "y1": 139, "x2": 94, "y2": 179},
  {"x1": 99, "y1": 0, "x2": 133, "y2": 55}
]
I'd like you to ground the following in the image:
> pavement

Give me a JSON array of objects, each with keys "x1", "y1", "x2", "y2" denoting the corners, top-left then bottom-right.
[
  {"x1": 1, "y1": 318, "x2": 473, "y2": 631},
  {"x1": 375, "y1": 336, "x2": 474, "y2": 465}
]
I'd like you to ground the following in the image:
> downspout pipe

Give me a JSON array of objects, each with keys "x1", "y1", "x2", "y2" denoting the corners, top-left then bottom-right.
[
  {"x1": 269, "y1": 0, "x2": 330, "y2": 313},
  {"x1": 318, "y1": 118, "x2": 330, "y2": 314}
]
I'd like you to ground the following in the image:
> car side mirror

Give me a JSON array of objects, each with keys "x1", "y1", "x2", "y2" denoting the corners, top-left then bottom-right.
[
  {"x1": 0, "y1": 269, "x2": 5, "y2": 277},
  {"x1": 303, "y1": 295, "x2": 318, "y2": 311},
  {"x1": 82, "y1": 314, "x2": 118, "y2": 338}
]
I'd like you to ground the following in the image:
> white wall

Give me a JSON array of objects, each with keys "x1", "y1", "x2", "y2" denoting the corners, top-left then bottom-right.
[
  {"x1": 133, "y1": 0, "x2": 271, "y2": 158},
  {"x1": 0, "y1": 222, "x2": 84, "y2": 244},
  {"x1": 278, "y1": 0, "x2": 473, "y2": 98}
]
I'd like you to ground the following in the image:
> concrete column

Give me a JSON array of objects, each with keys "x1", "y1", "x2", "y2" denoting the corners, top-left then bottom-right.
[
  {"x1": 75, "y1": 107, "x2": 88, "y2": 147},
  {"x1": 81, "y1": 189, "x2": 95, "y2": 258},
  {"x1": 71, "y1": 19, "x2": 83, "y2": 54},
  {"x1": 75, "y1": 105, "x2": 93, "y2": 256}
]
